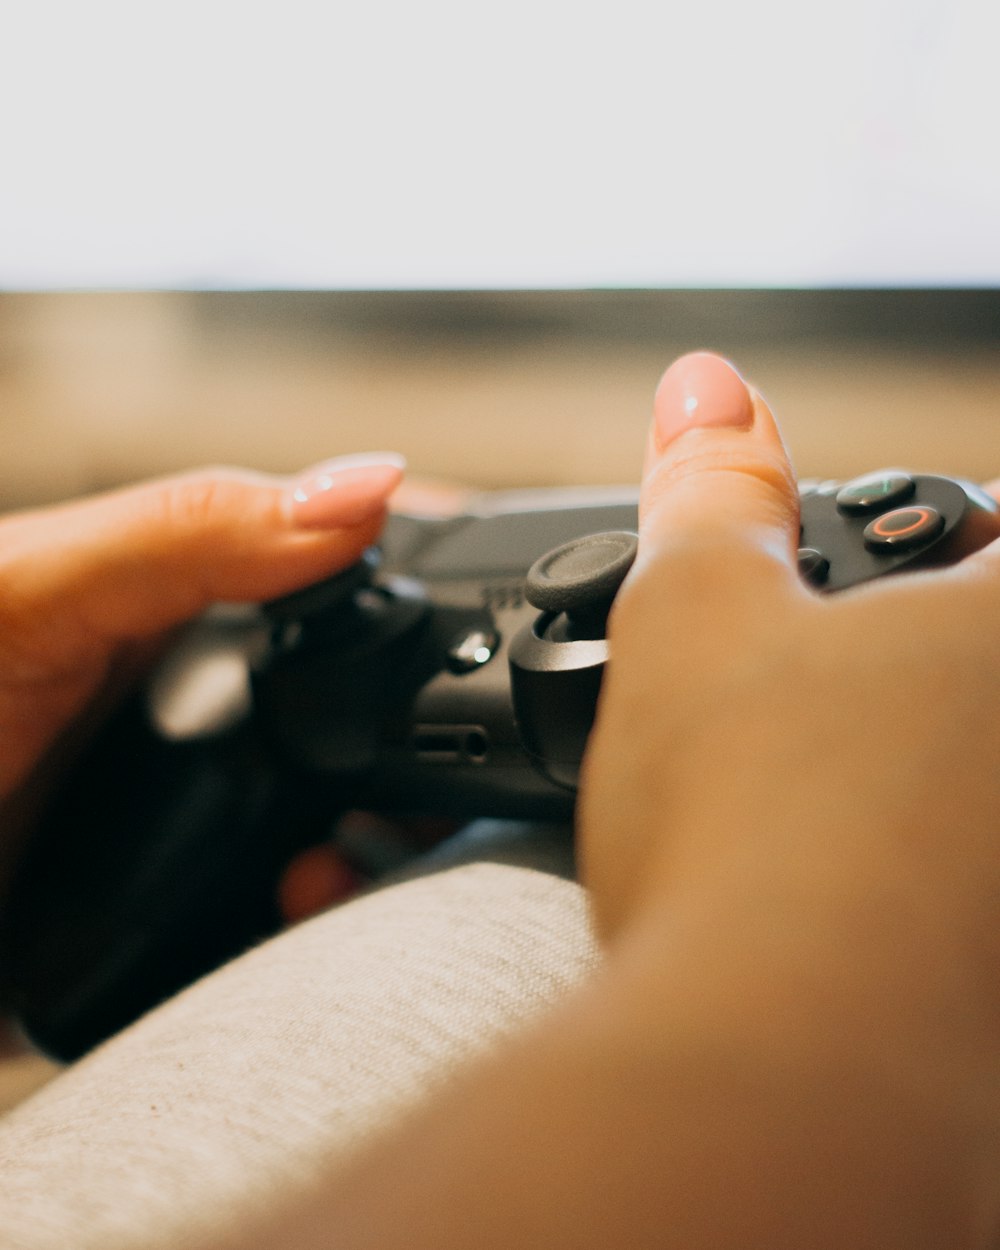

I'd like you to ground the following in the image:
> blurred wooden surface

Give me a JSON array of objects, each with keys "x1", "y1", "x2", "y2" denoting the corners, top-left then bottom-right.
[{"x1": 1, "y1": 292, "x2": 998, "y2": 511}]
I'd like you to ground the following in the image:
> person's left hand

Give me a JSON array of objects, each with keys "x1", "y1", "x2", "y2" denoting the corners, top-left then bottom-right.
[{"x1": 0, "y1": 453, "x2": 405, "y2": 885}]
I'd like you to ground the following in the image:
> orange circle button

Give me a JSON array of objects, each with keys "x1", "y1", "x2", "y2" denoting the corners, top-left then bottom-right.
[{"x1": 863, "y1": 505, "x2": 944, "y2": 552}]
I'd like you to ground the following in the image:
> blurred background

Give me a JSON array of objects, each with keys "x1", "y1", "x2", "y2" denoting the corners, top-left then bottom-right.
[{"x1": 1, "y1": 0, "x2": 998, "y2": 507}]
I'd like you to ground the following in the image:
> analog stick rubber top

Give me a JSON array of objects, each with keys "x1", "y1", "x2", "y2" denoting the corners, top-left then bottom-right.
[{"x1": 525, "y1": 531, "x2": 638, "y2": 640}]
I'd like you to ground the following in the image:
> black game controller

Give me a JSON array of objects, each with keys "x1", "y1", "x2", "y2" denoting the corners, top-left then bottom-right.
[{"x1": 2, "y1": 470, "x2": 995, "y2": 1061}]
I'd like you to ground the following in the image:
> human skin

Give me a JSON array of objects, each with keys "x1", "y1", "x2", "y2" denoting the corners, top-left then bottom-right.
[
  {"x1": 244, "y1": 356, "x2": 1000, "y2": 1250},
  {"x1": 2, "y1": 354, "x2": 1000, "y2": 1248},
  {"x1": 0, "y1": 453, "x2": 404, "y2": 899}
]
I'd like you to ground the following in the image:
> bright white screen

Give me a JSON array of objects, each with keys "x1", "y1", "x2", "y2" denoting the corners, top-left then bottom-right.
[{"x1": 2, "y1": 0, "x2": 998, "y2": 288}]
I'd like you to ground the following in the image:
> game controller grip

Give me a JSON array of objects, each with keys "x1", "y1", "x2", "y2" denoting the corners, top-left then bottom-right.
[{"x1": 0, "y1": 700, "x2": 314, "y2": 1060}]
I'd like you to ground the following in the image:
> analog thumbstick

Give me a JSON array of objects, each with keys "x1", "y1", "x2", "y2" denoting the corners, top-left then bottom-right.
[
  {"x1": 264, "y1": 547, "x2": 382, "y2": 623},
  {"x1": 525, "y1": 531, "x2": 638, "y2": 640}
]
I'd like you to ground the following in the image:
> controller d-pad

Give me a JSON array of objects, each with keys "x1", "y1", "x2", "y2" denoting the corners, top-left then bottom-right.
[
  {"x1": 836, "y1": 471, "x2": 915, "y2": 515},
  {"x1": 862, "y1": 505, "x2": 944, "y2": 552}
]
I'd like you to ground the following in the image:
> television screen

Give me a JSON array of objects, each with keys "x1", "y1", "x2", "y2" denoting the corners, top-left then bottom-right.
[{"x1": 3, "y1": 0, "x2": 999, "y2": 290}]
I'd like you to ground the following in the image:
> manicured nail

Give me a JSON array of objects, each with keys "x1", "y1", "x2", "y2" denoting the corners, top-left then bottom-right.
[
  {"x1": 288, "y1": 452, "x2": 406, "y2": 529},
  {"x1": 653, "y1": 352, "x2": 754, "y2": 453}
]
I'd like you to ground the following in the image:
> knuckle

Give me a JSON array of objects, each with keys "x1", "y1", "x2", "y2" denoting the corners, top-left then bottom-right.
[
  {"x1": 635, "y1": 444, "x2": 799, "y2": 602},
  {"x1": 154, "y1": 470, "x2": 246, "y2": 537},
  {"x1": 645, "y1": 442, "x2": 798, "y2": 523}
]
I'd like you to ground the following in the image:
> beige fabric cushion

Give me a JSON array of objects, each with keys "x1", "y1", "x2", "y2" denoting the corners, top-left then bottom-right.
[{"x1": 0, "y1": 863, "x2": 600, "y2": 1250}]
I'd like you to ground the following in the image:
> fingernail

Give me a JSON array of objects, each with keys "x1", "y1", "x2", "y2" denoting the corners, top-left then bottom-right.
[
  {"x1": 653, "y1": 352, "x2": 754, "y2": 453},
  {"x1": 288, "y1": 452, "x2": 406, "y2": 529}
]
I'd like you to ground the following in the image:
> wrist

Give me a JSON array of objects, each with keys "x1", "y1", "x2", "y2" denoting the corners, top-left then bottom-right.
[{"x1": 597, "y1": 860, "x2": 1000, "y2": 1246}]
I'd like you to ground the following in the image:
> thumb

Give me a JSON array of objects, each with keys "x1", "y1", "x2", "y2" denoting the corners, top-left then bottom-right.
[
  {"x1": 0, "y1": 453, "x2": 405, "y2": 665},
  {"x1": 580, "y1": 354, "x2": 800, "y2": 938},
  {"x1": 633, "y1": 351, "x2": 799, "y2": 614}
]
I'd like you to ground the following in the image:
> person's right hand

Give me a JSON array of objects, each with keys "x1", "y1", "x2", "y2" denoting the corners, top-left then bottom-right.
[
  {"x1": 580, "y1": 352, "x2": 1000, "y2": 949},
  {"x1": 257, "y1": 354, "x2": 1000, "y2": 1250}
]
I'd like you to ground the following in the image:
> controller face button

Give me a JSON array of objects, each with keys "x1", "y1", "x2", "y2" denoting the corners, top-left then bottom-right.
[
  {"x1": 863, "y1": 505, "x2": 945, "y2": 552},
  {"x1": 836, "y1": 472, "x2": 915, "y2": 515},
  {"x1": 797, "y1": 547, "x2": 830, "y2": 586},
  {"x1": 445, "y1": 627, "x2": 500, "y2": 673}
]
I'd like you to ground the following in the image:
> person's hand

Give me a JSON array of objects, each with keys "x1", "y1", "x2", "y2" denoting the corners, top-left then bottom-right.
[
  {"x1": 0, "y1": 452, "x2": 405, "y2": 884},
  {"x1": 581, "y1": 352, "x2": 1000, "y2": 943},
  {"x1": 227, "y1": 355, "x2": 1000, "y2": 1250}
]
